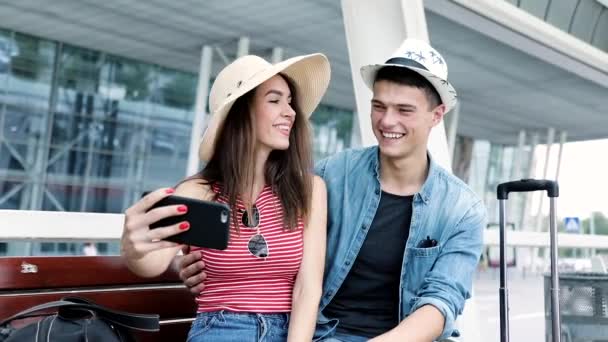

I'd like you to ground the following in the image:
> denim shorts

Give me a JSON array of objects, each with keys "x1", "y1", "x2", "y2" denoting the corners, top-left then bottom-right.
[
  {"x1": 319, "y1": 331, "x2": 369, "y2": 342},
  {"x1": 187, "y1": 311, "x2": 290, "y2": 342}
]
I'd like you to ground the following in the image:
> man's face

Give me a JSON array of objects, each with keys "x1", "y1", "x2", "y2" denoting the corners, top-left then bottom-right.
[{"x1": 371, "y1": 80, "x2": 445, "y2": 161}]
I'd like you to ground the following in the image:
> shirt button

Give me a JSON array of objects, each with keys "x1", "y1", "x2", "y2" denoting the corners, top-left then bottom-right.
[
  {"x1": 362, "y1": 224, "x2": 368, "y2": 230},
  {"x1": 345, "y1": 260, "x2": 351, "y2": 266},
  {"x1": 375, "y1": 188, "x2": 380, "y2": 195}
]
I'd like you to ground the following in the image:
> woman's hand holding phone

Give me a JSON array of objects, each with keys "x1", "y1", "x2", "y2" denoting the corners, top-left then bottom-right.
[{"x1": 121, "y1": 188, "x2": 190, "y2": 260}]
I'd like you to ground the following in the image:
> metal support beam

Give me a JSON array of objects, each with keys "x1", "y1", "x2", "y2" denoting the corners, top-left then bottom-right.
[
  {"x1": 519, "y1": 131, "x2": 538, "y2": 276},
  {"x1": 509, "y1": 130, "x2": 526, "y2": 222},
  {"x1": 81, "y1": 53, "x2": 107, "y2": 212},
  {"x1": 186, "y1": 46, "x2": 213, "y2": 177},
  {"x1": 271, "y1": 47, "x2": 284, "y2": 63},
  {"x1": 533, "y1": 127, "x2": 555, "y2": 262},
  {"x1": 520, "y1": 131, "x2": 539, "y2": 231},
  {"x1": 554, "y1": 131, "x2": 567, "y2": 181},
  {"x1": 511, "y1": 130, "x2": 526, "y2": 180},
  {"x1": 0, "y1": 183, "x2": 25, "y2": 206},
  {"x1": 237, "y1": 37, "x2": 250, "y2": 57},
  {"x1": 340, "y1": 0, "x2": 452, "y2": 170},
  {"x1": 447, "y1": 102, "x2": 460, "y2": 163},
  {"x1": 534, "y1": 127, "x2": 555, "y2": 230},
  {"x1": 30, "y1": 42, "x2": 62, "y2": 211},
  {"x1": 214, "y1": 46, "x2": 230, "y2": 65}
]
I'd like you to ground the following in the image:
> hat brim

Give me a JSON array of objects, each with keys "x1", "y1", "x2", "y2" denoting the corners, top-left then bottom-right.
[
  {"x1": 360, "y1": 63, "x2": 457, "y2": 113},
  {"x1": 199, "y1": 53, "x2": 331, "y2": 162}
]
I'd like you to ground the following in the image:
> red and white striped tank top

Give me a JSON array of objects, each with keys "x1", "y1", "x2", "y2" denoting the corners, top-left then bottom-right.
[{"x1": 191, "y1": 184, "x2": 304, "y2": 313}]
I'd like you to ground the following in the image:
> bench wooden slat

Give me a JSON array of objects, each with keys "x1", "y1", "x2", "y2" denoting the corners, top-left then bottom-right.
[{"x1": 0, "y1": 256, "x2": 180, "y2": 290}]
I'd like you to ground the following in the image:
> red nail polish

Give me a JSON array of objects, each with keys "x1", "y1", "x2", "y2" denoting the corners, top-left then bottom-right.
[
  {"x1": 165, "y1": 188, "x2": 175, "y2": 194},
  {"x1": 177, "y1": 205, "x2": 188, "y2": 213},
  {"x1": 179, "y1": 222, "x2": 190, "y2": 230}
]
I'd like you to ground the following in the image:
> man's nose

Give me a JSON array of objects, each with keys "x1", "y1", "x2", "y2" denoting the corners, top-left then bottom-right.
[{"x1": 379, "y1": 108, "x2": 398, "y2": 126}]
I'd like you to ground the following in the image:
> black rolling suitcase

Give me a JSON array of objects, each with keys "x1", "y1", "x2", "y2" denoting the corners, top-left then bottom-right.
[{"x1": 497, "y1": 179, "x2": 561, "y2": 342}]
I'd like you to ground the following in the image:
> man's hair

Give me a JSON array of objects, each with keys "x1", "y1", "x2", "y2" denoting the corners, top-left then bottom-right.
[{"x1": 374, "y1": 66, "x2": 442, "y2": 110}]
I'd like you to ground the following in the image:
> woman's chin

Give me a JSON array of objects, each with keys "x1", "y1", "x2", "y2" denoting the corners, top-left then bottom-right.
[{"x1": 274, "y1": 142, "x2": 290, "y2": 151}]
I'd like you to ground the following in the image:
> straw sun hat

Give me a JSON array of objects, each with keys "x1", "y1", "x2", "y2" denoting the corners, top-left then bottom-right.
[{"x1": 198, "y1": 53, "x2": 331, "y2": 162}]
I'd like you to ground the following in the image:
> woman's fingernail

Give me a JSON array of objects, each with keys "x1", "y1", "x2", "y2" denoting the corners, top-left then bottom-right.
[
  {"x1": 179, "y1": 222, "x2": 190, "y2": 230},
  {"x1": 165, "y1": 188, "x2": 175, "y2": 194},
  {"x1": 177, "y1": 205, "x2": 188, "y2": 213}
]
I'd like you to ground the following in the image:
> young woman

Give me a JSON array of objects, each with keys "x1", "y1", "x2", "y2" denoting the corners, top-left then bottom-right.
[{"x1": 120, "y1": 53, "x2": 330, "y2": 342}]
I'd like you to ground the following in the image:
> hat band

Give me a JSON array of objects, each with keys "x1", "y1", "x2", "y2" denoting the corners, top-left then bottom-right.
[{"x1": 384, "y1": 57, "x2": 428, "y2": 71}]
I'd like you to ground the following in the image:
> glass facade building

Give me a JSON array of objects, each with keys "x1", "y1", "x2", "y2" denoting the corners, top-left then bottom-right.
[{"x1": 0, "y1": 28, "x2": 354, "y2": 256}]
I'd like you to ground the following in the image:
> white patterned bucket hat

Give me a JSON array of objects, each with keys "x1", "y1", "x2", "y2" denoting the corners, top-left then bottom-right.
[{"x1": 360, "y1": 39, "x2": 457, "y2": 112}]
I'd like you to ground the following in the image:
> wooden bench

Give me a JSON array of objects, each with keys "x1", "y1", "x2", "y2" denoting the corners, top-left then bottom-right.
[{"x1": 0, "y1": 255, "x2": 197, "y2": 341}]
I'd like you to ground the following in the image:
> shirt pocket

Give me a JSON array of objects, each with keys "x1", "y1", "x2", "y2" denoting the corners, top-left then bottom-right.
[
  {"x1": 407, "y1": 245, "x2": 442, "y2": 257},
  {"x1": 405, "y1": 245, "x2": 442, "y2": 291}
]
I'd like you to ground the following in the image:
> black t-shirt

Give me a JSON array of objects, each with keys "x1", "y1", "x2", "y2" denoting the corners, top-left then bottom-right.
[{"x1": 323, "y1": 191, "x2": 413, "y2": 338}]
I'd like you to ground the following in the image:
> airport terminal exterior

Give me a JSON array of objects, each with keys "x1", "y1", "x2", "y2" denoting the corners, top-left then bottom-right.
[{"x1": 0, "y1": 0, "x2": 607, "y2": 261}]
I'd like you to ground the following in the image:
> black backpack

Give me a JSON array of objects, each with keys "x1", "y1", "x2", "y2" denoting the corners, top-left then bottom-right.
[{"x1": 0, "y1": 296, "x2": 159, "y2": 342}]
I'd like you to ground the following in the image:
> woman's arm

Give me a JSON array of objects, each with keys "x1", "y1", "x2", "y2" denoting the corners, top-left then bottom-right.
[
  {"x1": 287, "y1": 176, "x2": 327, "y2": 342},
  {"x1": 121, "y1": 188, "x2": 186, "y2": 277},
  {"x1": 122, "y1": 180, "x2": 209, "y2": 278}
]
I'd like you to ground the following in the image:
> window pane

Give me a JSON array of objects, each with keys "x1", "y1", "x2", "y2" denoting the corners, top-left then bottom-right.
[
  {"x1": 310, "y1": 104, "x2": 354, "y2": 160},
  {"x1": 0, "y1": 31, "x2": 55, "y2": 210}
]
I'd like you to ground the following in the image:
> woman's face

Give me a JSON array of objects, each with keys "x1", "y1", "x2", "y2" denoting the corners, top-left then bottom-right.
[{"x1": 251, "y1": 75, "x2": 296, "y2": 153}]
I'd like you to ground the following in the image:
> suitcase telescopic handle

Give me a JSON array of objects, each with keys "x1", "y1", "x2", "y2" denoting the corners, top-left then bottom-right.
[{"x1": 497, "y1": 179, "x2": 559, "y2": 200}]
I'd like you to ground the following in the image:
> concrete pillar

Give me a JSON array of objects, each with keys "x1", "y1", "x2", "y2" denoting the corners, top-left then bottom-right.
[
  {"x1": 341, "y1": 0, "x2": 452, "y2": 170},
  {"x1": 447, "y1": 102, "x2": 460, "y2": 163},
  {"x1": 554, "y1": 131, "x2": 567, "y2": 181},
  {"x1": 186, "y1": 46, "x2": 213, "y2": 176},
  {"x1": 237, "y1": 37, "x2": 250, "y2": 57},
  {"x1": 533, "y1": 127, "x2": 555, "y2": 264},
  {"x1": 271, "y1": 47, "x2": 284, "y2": 63}
]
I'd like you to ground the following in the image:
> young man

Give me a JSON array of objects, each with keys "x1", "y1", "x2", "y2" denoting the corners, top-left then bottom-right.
[{"x1": 178, "y1": 39, "x2": 485, "y2": 341}]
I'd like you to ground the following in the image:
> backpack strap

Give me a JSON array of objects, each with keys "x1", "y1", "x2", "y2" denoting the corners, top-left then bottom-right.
[
  {"x1": 0, "y1": 297, "x2": 159, "y2": 332},
  {"x1": 61, "y1": 296, "x2": 159, "y2": 332}
]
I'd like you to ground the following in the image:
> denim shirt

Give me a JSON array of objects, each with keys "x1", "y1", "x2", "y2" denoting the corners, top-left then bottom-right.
[{"x1": 313, "y1": 146, "x2": 486, "y2": 341}]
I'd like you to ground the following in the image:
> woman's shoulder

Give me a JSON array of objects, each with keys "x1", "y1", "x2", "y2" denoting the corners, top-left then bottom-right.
[
  {"x1": 311, "y1": 174, "x2": 327, "y2": 197},
  {"x1": 174, "y1": 177, "x2": 215, "y2": 201}
]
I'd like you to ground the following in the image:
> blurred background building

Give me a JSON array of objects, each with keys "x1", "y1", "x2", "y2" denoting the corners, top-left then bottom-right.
[
  {"x1": 1, "y1": 1, "x2": 608, "y2": 340},
  {"x1": 0, "y1": 0, "x2": 607, "y2": 263}
]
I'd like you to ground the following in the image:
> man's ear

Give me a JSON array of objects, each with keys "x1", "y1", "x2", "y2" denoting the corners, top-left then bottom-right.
[{"x1": 431, "y1": 103, "x2": 446, "y2": 127}]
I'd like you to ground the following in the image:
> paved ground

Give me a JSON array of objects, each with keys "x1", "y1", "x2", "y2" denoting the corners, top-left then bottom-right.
[{"x1": 472, "y1": 268, "x2": 547, "y2": 342}]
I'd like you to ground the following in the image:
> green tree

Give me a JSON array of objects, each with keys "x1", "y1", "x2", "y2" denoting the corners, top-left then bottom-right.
[
  {"x1": 114, "y1": 62, "x2": 152, "y2": 101},
  {"x1": 10, "y1": 33, "x2": 43, "y2": 80},
  {"x1": 161, "y1": 73, "x2": 196, "y2": 110},
  {"x1": 581, "y1": 212, "x2": 608, "y2": 235}
]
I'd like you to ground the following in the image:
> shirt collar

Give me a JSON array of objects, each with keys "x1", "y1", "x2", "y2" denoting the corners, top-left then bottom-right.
[{"x1": 371, "y1": 147, "x2": 439, "y2": 204}]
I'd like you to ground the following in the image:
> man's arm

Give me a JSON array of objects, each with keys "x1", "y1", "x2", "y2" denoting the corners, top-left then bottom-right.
[
  {"x1": 372, "y1": 200, "x2": 486, "y2": 342},
  {"x1": 174, "y1": 249, "x2": 207, "y2": 295},
  {"x1": 370, "y1": 305, "x2": 444, "y2": 342}
]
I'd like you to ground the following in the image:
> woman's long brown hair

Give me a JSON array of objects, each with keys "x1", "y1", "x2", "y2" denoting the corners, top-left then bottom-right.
[{"x1": 192, "y1": 74, "x2": 313, "y2": 232}]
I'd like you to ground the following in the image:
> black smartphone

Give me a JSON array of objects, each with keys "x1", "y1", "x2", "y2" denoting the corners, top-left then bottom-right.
[{"x1": 145, "y1": 193, "x2": 231, "y2": 250}]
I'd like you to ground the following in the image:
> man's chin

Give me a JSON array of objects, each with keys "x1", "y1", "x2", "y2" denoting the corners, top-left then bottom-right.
[{"x1": 378, "y1": 144, "x2": 406, "y2": 158}]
